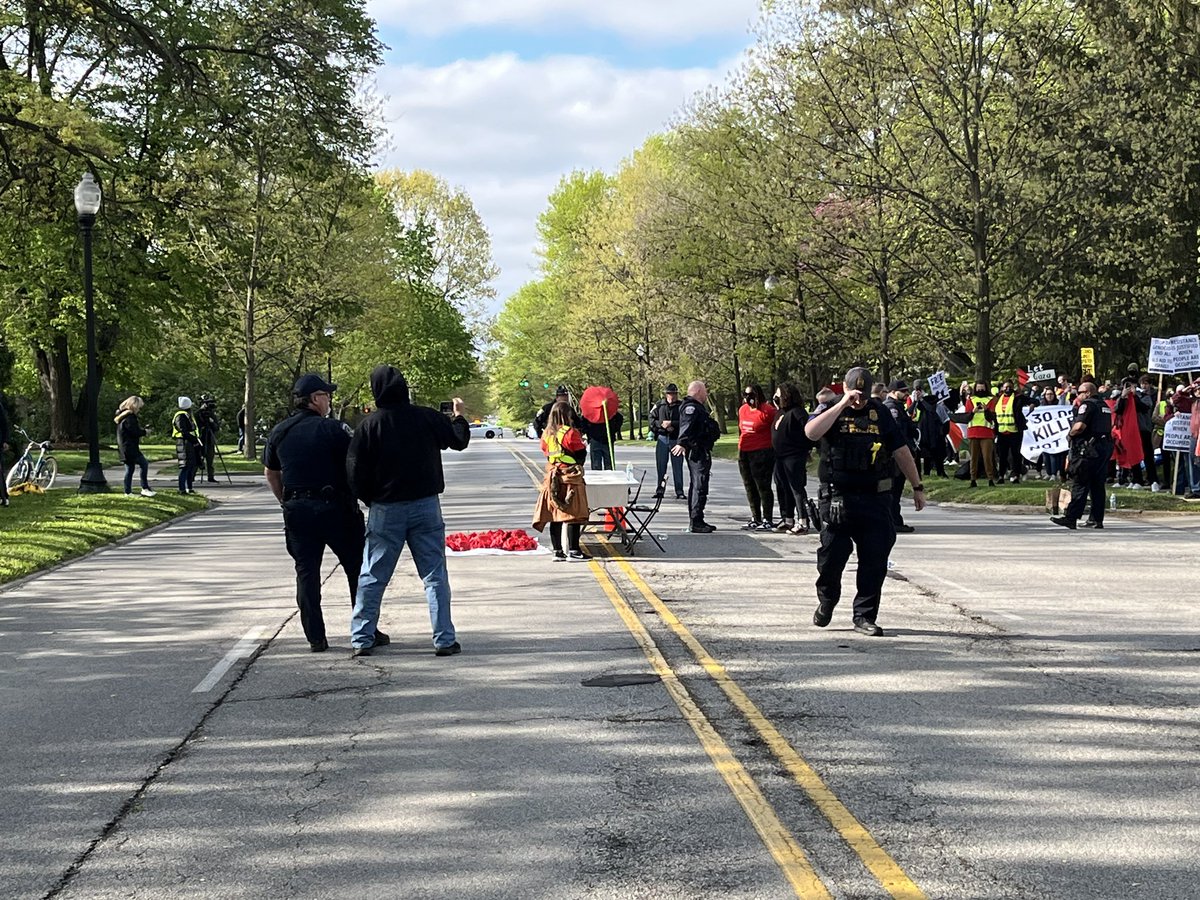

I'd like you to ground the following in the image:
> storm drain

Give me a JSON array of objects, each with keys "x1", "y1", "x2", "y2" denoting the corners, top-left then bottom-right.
[{"x1": 581, "y1": 673, "x2": 662, "y2": 688}]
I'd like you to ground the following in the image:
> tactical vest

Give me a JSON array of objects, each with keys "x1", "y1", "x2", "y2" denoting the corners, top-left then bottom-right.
[
  {"x1": 1078, "y1": 398, "x2": 1113, "y2": 441},
  {"x1": 545, "y1": 425, "x2": 575, "y2": 465},
  {"x1": 172, "y1": 410, "x2": 197, "y2": 439},
  {"x1": 995, "y1": 394, "x2": 1017, "y2": 433},
  {"x1": 817, "y1": 400, "x2": 893, "y2": 492}
]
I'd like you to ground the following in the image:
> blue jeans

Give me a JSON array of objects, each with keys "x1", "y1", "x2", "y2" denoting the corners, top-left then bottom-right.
[
  {"x1": 124, "y1": 451, "x2": 150, "y2": 493},
  {"x1": 590, "y1": 438, "x2": 613, "y2": 471},
  {"x1": 655, "y1": 435, "x2": 684, "y2": 495},
  {"x1": 352, "y1": 495, "x2": 455, "y2": 649}
]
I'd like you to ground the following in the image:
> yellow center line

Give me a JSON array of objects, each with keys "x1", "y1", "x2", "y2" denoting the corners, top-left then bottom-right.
[
  {"x1": 588, "y1": 560, "x2": 833, "y2": 900},
  {"x1": 504, "y1": 445, "x2": 830, "y2": 897},
  {"x1": 598, "y1": 539, "x2": 927, "y2": 900}
]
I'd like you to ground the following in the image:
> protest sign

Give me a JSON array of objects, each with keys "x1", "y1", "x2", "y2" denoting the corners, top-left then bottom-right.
[
  {"x1": 1028, "y1": 365, "x2": 1056, "y2": 383},
  {"x1": 1148, "y1": 335, "x2": 1200, "y2": 375},
  {"x1": 927, "y1": 371, "x2": 950, "y2": 398},
  {"x1": 1021, "y1": 405, "x2": 1074, "y2": 461},
  {"x1": 1080, "y1": 347, "x2": 1095, "y2": 376},
  {"x1": 1162, "y1": 413, "x2": 1193, "y2": 453}
]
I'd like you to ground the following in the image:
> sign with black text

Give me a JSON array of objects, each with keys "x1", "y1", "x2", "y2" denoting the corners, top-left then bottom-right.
[
  {"x1": 1162, "y1": 413, "x2": 1193, "y2": 453},
  {"x1": 1148, "y1": 335, "x2": 1200, "y2": 375},
  {"x1": 1021, "y1": 405, "x2": 1074, "y2": 461}
]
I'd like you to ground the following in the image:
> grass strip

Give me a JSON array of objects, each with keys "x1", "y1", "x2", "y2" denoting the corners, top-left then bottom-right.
[{"x1": 0, "y1": 492, "x2": 208, "y2": 585}]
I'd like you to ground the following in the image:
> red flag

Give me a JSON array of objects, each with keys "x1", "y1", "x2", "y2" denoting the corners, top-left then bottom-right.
[
  {"x1": 1108, "y1": 398, "x2": 1144, "y2": 469},
  {"x1": 1017, "y1": 368, "x2": 1029, "y2": 387}
]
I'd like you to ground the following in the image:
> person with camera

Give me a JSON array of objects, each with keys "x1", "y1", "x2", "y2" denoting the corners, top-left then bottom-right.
[
  {"x1": 346, "y1": 365, "x2": 471, "y2": 658},
  {"x1": 264, "y1": 374, "x2": 366, "y2": 653},
  {"x1": 805, "y1": 367, "x2": 926, "y2": 636},
  {"x1": 172, "y1": 397, "x2": 203, "y2": 494},
  {"x1": 1051, "y1": 381, "x2": 1114, "y2": 530},
  {"x1": 195, "y1": 393, "x2": 221, "y2": 483}
]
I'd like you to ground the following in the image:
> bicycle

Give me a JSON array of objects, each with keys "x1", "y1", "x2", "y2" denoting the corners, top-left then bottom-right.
[{"x1": 5, "y1": 426, "x2": 58, "y2": 491}]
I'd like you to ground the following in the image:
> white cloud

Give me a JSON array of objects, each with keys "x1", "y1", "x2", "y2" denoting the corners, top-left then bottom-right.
[
  {"x1": 368, "y1": 0, "x2": 760, "y2": 42},
  {"x1": 373, "y1": 52, "x2": 744, "y2": 311}
]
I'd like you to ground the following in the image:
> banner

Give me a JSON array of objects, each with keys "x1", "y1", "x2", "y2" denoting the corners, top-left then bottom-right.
[
  {"x1": 927, "y1": 371, "x2": 950, "y2": 399},
  {"x1": 1148, "y1": 335, "x2": 1200, "y2": 375},
  {"x1": 1163, "y1": 413, "x2": 1193, "y2": 452},
  {"x1": 1080, "y1": 347, "x2": 1095, "y2": 376},
  {"x1": 1027, "y1": 365, "x2": 1056, "y2": 383},
  {"x1": 1021, "y1": 405, "x2": 1074, "y2": 461}
]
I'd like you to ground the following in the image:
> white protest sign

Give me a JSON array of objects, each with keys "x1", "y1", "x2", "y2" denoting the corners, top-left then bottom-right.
[
  {"x1": 1162, "y1": 413, "x2": 1193, "y2": 452},
  {"x1": 1021, "y1": 405, "x2": 1074, "y2": 461},
  {"x1": 1027, "y1": 365, "x2": 1056, "y2": 383},
  {"x1": 1173, "y1": 335, "x2": 1200, "y2": 374},
  {"x1": 1148, "y1": 335, "x2": 1200, "y2": 375},
  {"x1": 927, "y1": 371, "x2": 950, "y2": 399}
]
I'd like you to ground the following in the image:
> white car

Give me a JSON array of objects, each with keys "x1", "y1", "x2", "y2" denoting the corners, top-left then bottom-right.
[{"x1": 469, "y1": 422, "x2": 504, "y2": 439}]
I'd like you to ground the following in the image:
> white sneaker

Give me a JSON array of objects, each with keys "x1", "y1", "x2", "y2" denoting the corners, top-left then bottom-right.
[
  {"x1": 140, "y1": 488, "x2": 156, "y2": 497},
  {"x1": 1151, "y1": 482, "x2": 1161, "y2": 493},
  {"x1": 1128, "y1": 483, "x2": 1143, "y2": 491}
]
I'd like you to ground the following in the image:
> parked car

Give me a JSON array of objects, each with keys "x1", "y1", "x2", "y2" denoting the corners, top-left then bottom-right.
[{"x1": 469, "y1": 422, "x2": 504, "y2": 439}]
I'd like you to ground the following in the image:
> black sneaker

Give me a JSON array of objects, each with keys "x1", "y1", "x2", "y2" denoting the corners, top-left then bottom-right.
[
  {"x1": 675, "y1": 493, "x2": 686, "y2": 500},
  {"x1": 567, "y1": 550, "x2": 589, "y2": 561},
  {"x1": 813, "y1": 603, "x2": 834, "y2": 628},
  {"x1": 761, "y1": 519, "x2": 776, "y2": 530},
  {"x1": 653, "y1": 488, "x2": 664, "y2": 499},
  {"x1": 309, "y1": 638, "x2": 329, "y2": 653},
  {"x1": 434, "y1": 641, "x2": 462, "y2": 657},
  {"x1": 351, "y1": 645, "x2": 373, "y2": 658},
  {"x1": 895, "y1": 523, "x2": 915, "y2": 533},
  {"x1": 741, "y1": 519, "x2": 762, "y2": 530},
  {"x1": 553, "y1": 551, "x2": 567, "y2": 562},
  {"x1": 853, "y1": 618, "x2": 884, "y2": 636},
  {"x1": 969, "y1": 480, "x2": 977, "y2": 488},
  {"x1": 1050, "y1": 516, "x2": 1076, "y2": 530},
  {"x1": 987, "y1": 479, "x2": 995, "y2": 487},
  {"x1": 373, "y1": 630, "x2": 391, "y2": 647},
  {"x1": 1082, "y1": 520, "x2": 1104, "y2": 529},
  {"x1": 688, "y1": 522, "x2": 717, "y2": 533}
]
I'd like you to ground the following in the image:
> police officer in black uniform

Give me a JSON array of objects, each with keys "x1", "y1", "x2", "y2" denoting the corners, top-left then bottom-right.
[
  {"x1": 264, "y1": 373, "x2": 377, "y2": 653},
  {"x1": 672, "y1": 380, "x2": 721, "y2": 533},
  {"x1": 805, "y1": 367, "x2": 926, "y2": 636},
  {"x1": 1051, "y1": 380, "x2": 1114, "y2": 530},
  {"x1": 535, "y1": 385, "x2": 582, "y2": 438},
  {"x1": 882, "y1": 380, "x2": 918, "y2": 533}
]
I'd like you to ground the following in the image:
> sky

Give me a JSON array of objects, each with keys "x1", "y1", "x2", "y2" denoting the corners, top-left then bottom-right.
[{"x1": 366, "y1": 0, "x2": 761, "y2": 314}]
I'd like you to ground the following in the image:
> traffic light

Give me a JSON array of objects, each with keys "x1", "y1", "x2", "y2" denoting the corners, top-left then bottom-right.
[{"x1": 518, "y1": 379, "x2": 529, "y2": 387}]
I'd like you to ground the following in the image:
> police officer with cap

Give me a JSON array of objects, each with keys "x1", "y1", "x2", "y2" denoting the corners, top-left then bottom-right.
[
  {"x1": 805, "y1": 366, "x2": 926, "y2": 636},
  {"x1": 263, "y1": 373, "x2": 375, "y2": 653},
  {"x1": 1051, "y1": 380, "x2": 1114, "y2": 530},
  {"x1": 672, "y1": 380, "x2": 721, "y2": 532}
]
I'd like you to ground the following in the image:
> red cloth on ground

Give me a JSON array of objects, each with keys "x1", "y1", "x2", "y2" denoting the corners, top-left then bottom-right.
[
  {"x1": 446, "y1": 530, "x2": 539, "y2": 552},
  {"x1": 737, "y1": 402, "x2": 777, "y2": 451}
]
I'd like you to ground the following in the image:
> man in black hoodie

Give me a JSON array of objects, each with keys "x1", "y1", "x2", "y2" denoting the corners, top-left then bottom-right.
[{"x1": 347, "y1": 365, "x2": 471, "y2": 657}]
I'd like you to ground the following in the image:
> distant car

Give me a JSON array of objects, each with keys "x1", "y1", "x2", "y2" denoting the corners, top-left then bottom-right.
[{"x1": 469, "y1": 422, "x2": 504, "y2": 439}]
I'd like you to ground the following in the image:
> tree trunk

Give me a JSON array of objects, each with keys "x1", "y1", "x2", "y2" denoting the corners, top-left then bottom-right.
[{"x1": 36, "y1": 335, "x2": 81, "y2": 442}]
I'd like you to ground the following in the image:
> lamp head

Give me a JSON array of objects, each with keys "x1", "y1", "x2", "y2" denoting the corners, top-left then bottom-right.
[{"x1": 74, "y1": 172, "x2": 102, "y2": 219}]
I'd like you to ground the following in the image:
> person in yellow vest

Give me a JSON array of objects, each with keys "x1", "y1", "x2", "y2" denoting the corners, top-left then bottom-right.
[
  {"x1": 531, "y1": 401, "x2": 590, "y2": 561},
  {"x1": 994, "y1": 380, "x2": 1026, "y2": 483},
  {"x1": 172, "y1": 397, "x2": 203, "y2": 494},
  {"x1": 961, "y1": 381, "x2": 997, "y2": 487}
]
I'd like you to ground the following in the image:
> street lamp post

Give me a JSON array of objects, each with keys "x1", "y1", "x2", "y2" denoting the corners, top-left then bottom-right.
[
  {"x1": 323, "y1": 325, "x2": 335, "y2": 385},
  {"x1": 635, "y1": 343, "x2": 647, "y2": 440},
  {"x1": 75, "y1": 172, "x2": 108, "y2": 493}
]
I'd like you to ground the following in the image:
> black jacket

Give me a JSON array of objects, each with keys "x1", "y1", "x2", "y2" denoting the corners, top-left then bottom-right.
[
  {"x1": 347, "y1": 365, "x2": 470, "y2": 505},
  {"x1": 676, "y1": 396, "x2": 720, "y2": 453},
  {"x1": 580, "y1": 412, "x2": 623, "y2": 445},
  {"x1": 771, "y1": 406, "x2": 811, "y2": 459},
  {"x1": 649, "y1": 398, "x2": 682, "y2": 438},
  {"x1": 114, "y1": 410, "x2": 147, "y2": 463}
]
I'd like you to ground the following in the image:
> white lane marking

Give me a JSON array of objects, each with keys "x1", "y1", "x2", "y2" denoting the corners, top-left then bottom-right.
[
  {"x1": 904, "y1": 566, "x2": 980, "y2": 597},
  {"x1": 992, "y1": 612, "x2": 1026, "y2": 621},
  {"x1": 192, "y1": 626, "x2": 267, "y2": 693}
]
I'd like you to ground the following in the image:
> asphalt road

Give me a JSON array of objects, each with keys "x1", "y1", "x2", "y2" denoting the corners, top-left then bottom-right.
[{"x1": 1, "y1": 436, "x2": 1197, "y2": 899}]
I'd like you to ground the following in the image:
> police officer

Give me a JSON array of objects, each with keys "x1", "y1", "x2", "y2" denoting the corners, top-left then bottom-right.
[
  {"x1": 649, "y1": 383, "x2": 685, "y2": 499},
  {"x1": 263, "y1": 373, "x2": 375, "y2": 653},
  {"x1": 672, "y1": 380, "x2": 721, "y2": 533},
  {"x1": 882, "y1": 380, "x2": 918, "y2": 532},
  {"x1": 535, "y1": 385, "x2": 582, "y2": 438},
  {"x1": 1051, "y1": 380, "x2": 1114, "y2": 530},
  {"x1": 195, "y1": 393, "x2": 221, "y2": 483},
  {"x1": 805, "y1": 367, "x2": 926, "y2": 636}
]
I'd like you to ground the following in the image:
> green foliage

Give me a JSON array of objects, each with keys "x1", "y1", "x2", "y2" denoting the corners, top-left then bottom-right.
[{"x1": 0, "y1": 491, "x2": 208, "y2": 584}]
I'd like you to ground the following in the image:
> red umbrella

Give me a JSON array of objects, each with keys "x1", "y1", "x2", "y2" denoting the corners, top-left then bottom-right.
[{"x1": 579, "y1": 385, "x2": 620, "y2": 424}]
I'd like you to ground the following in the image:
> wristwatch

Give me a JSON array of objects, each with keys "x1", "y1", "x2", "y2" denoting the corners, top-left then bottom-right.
[{"x1": 913, "y1": 483, "x2": 925, "y2": 491}]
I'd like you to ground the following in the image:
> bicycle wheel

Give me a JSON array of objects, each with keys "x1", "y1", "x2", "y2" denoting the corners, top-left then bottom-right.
[
  {"x1": 34, "y1": 456, "x2": 58, "y2": 489},
  {"x1": 6, "y1": 460, "x2": 31, "y2": 490}
]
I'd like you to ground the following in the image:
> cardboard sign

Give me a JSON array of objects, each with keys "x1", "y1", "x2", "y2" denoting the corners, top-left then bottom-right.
[
  {"x1": 1028, "y1": 365, "x2": 1056, "y2": 383},
  {"x1": 1021, "y1": 405, "x2": 1074, "y2": 461},
  {"x1": 1162, "y1": 413, "x2": 1193, "y2": 452},
  {"x1": 1080, "y1": 347, "x2": 1095, "y2": 376},
  {"x1": 927, "y1": 371, "x2": 950, "y2": 399},
  {"x1": 1148, "y1": 335, "x2": 1200, "y2": 375}
]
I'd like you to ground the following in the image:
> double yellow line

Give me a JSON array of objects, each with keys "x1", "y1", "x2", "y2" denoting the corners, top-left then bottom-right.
[{"x1": 505, "y1": 446, "x2": 925, "y2": 899}]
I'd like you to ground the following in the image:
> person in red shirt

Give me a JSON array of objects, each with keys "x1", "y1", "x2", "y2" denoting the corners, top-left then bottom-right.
[{"x1": 737, "y1": 384, "x2": 778, "y2": 529}]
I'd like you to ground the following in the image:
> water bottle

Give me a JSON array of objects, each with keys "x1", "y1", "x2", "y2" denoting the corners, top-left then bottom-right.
[
  {"x1": 625, "y1": 461, "x2": 634, "y2": 480},
  {"x1": 1109, "y1": 492, "x2": 1117, "y2": 511}
]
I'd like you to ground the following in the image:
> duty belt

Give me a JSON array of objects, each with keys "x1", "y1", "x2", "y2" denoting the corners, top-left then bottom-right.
[{"x1": 284, "y1": 487, "x2": 341, "y2": 502}]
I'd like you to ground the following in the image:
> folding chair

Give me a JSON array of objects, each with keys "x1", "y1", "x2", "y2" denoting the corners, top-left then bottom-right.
[{"x1": 619, "y1": 471, "x2": 668, "y2": 554}]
